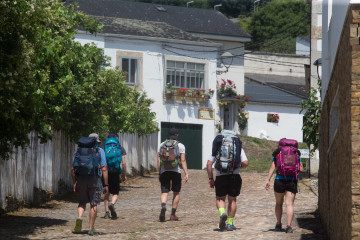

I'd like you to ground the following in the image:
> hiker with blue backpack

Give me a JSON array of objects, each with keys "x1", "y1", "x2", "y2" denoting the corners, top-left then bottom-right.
[
  {"x1": 71, "y1": 133, "x2": 108, "y2": 236},
  {"x1": 102, "y1": 133, "x2": 127, "y2": 219},
  {"x1": 158, "y1": 128, "x2": 189, "y2": 222},
  {"x1": 265, "y1": 138, "x2": 303, "y2": 234},
  {"x1": 207, "y1": 130, "x2": 249, "y2": 231}
]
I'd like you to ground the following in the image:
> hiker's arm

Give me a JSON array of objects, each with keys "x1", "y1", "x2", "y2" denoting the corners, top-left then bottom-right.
[
  {"x1": 181, "y1": 153, "x2": 189, "y2": 183},
  {"x1": 265, "y1": 161, "x2": 276, "y2": 191},
  {"x1": 240, "y1": 161, "x2": 248, "y2": 169},
  {"x1": 207, "y1": 160, "x2": 215, "y2": 188},
  {"x1": 71, "y1": 167, "x2": 77, "y2": 192},
  {"x1": 157, "y1": 153, "x2": 161, "y2": 175},
  {"x1": 300, "y1": 162, "x2": 304, "y2": 172},
  {"x1": 102, "y1": 166, "x2": 109, "y2": 194},
  {"x1": 122, "y1": 155, "x2": 127, "y2": 183}
]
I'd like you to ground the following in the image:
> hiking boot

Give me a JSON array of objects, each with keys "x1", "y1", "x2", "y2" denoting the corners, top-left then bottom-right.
[
  {"x1": 159, "y1": 207, "x2": 166, "y2": 222},
  {"x1": 170, "y1": 215, "x2": 179, "y2": 221},
  {"x1": 285, "y1": 225, "x2": 293, "y2": 233},
  {"x1": 218, "y1": 213, "x2": 228, "y2": 230},
  {"x1": 226, "y1": 224, "x2": 236, "y2": 231},
  {"x1": 275, "y1": 223, "x2": 282, "y2": 231},
  {"x1": 88, "y1": 228, "x2": 98, "y2": 236},
  {"x1": 73, "y1": 217, "x2": 82, "y2": 233},
  {"x1": 103, "y1": 211, "x2": 111, "y2": 219},
  {"x1": 109, "y1": 203, "x2": 117, "y2": 219}
]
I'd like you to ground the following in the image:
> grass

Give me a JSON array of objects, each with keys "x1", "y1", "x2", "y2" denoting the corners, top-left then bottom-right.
[{"x1": 239, "y1": 135, "x2": 308, "y2": 173}]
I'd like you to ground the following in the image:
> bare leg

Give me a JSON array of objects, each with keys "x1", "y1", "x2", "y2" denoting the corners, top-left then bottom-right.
[
  {"x1": 216, "y1": 196, "x2": 226, "y2": 209},
  {"x1": 89, "y1": 205, "x2": 97, "y2": 229},
  {"x1": 284, "y1": 191, "x2": 296, "y2": 226},
  {"x1": 274, "y1": 192, "x2": 285, "y2": 225},
  {"x1": 104, "y1": 192, "x2": 110, "y2": 212},
  {"x1": 172, "y1": 192, "x2": 180, "y2": 209},
  {"x1": 111, "y1": 194, "x2": 119, "y2": 205},
  {"x1": 161, "y1": 192, "x2": 168, "y2": 204},
  {"x1": 77, "y1": 203, "x2": 86, "y2": 217},
  {"x1": 227, "y1": 196, "x2": 237, "y2": 217}
]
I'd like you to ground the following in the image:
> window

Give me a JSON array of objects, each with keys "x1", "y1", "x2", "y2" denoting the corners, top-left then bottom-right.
[
  {"x1": 121, "y1": 57, "x2": 138, "y2": 85},
  {"x1": 166, "y1": 61, "x2": 205, "y2": 89}
]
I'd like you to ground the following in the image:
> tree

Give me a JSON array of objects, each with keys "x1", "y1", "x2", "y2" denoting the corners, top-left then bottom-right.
[
  {"x1": 247, "y1": 0, "x2": 310, "y2": 54},
  {"x1": 0, "y1": 0, "x2": 157, "y2": 159},
  {"x1": 300, "y1": 79, "x2": 321, "y2": 152}
]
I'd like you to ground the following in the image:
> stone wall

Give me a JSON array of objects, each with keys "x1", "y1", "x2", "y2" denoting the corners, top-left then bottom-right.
[{"x1": 319, "y1": 5, "x2": 360, "y2": 239}]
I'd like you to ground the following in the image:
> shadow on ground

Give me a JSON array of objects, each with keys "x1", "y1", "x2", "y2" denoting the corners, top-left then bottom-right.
[
  {"x1": 297, "y1": 211, "x2": 328, "y2": 240},
  {"x1": 0, "y1": 215, "x2": 67, "y2": 239}
]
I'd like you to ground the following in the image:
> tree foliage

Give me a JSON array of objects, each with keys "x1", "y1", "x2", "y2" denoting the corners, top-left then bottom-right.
[
  {"x1": 247, "y1": 0, "x2": 310, "y2": 54},
  {"x1": 300, "y1": 79, "x2": 321, "y2": 152},
  {"x1": 0, "y1": 0, "x2": 157, "y2": 159}
]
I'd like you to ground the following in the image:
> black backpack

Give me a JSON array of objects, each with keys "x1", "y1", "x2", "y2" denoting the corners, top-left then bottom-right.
[{"x1": 73, "y1": 137, "x2": 101, "y2": 176}]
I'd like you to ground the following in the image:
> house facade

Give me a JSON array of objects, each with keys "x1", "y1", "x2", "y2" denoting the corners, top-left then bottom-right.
[
  {"x1": 243, "y1": 52, "x2": 309, "y2": 142},
  {"x1": 70, "y1": 0, "x2": 251, "y2": 169},
  {"x1": 320, "y1": 0, "x2": 360, "y2": 238}
]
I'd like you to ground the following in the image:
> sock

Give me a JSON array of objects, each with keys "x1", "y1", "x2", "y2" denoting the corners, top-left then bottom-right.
[
  {"x1": 171, "y1": 208, "x2": 176, "y2": 216},
  {"x1": 161, "y1": 203, "x2": 166, "y2": 209},
  {"x1": 228, "y1": 217, "x2": 234, "y2": 225},
  {"x1": 218, "y1": 207, "x2": 226, "y2": 216}
]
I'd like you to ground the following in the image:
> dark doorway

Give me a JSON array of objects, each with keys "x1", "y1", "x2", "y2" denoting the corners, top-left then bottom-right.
[{"x1": 161, "y1": 122, "x2": 202, "y2": 169}]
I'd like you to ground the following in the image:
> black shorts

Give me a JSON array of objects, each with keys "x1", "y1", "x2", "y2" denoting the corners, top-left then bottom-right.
[
  {"x1": 102, "y1": 172, "x2": 120, "y2": 195},
  {"x1": 160, "y1": 171, "x2": 181, "y2": 193},
  {"x1": 274, "y1": 179, "x2": 298, "y2": 194},
  {"x1": 214, "y1": 174, "x2": 242, "y2": 197}
]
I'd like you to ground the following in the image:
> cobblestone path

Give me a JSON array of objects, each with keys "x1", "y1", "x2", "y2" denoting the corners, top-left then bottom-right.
[{"x1": 0, "y1": 170, "x2": 326, "y2": 239}]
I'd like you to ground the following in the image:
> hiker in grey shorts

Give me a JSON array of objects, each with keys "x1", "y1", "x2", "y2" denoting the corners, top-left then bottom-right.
[{"x1": 71, "y1": 133, "x2": 108, "y2": 236}]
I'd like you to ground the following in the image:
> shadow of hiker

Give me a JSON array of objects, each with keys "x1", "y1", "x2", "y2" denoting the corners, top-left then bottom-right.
[
  {"x1": 297, "y1": 211, "x2": 327, "y2": 240},
  {"x1": 0, "y1": 215, "x2": 67, "y2": 239}
]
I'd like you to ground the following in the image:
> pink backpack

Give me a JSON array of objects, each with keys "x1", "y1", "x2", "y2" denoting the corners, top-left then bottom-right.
[{"x1": 276, "y1": 138, "x2": 300, "y2": 179}]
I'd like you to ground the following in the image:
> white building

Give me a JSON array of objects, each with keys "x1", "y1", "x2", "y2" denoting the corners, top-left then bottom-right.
[
  {"x1": 244, "y1": 51, "x2": 309, "y2": 142},
  {"x1": 70, "y1": 0, "x2": 251, "y2": 169}
]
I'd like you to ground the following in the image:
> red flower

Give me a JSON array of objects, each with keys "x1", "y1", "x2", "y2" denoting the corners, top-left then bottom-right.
[
  {"x1": 236, "y1": 96, "x2": 241, "y2": 99},
  {"x1": 227, "y1": 79, "x2": 232, "y2": 85}
]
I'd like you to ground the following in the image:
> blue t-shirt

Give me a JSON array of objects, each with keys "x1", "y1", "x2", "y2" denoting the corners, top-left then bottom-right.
[{"x1": 272, "y1": 156, "x2": 301, "y2": 180}]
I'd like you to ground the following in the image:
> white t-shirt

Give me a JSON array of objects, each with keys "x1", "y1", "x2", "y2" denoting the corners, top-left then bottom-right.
[
  {"x1": 158, "y1": 141, "x2": 185, "y2": 174},
  {"x1": 208, "y1": 148, "x2": 248, "y2": 176}
]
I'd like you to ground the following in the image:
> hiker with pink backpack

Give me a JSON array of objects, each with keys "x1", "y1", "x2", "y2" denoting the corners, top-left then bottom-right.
[{"x1": 265, "y1": 138, "x2": 303, "y2": 234}]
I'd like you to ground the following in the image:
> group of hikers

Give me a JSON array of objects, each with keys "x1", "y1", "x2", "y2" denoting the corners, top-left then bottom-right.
[{"x1": 71, "y1": 128, "x2": 303, "y2": 235}]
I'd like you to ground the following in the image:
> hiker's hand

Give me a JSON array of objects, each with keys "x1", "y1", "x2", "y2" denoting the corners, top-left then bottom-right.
[
  {"x1": 73, "y1": 182, "x2": 77, "y2": 192},
  {"x1": 103, "y1": 186, "x2": 109, "y2": 194},
  {"x1": 209, "y1": 179, "x2": 215, "y2": 188},
  {"x1": 123, "y1": 175, "x2": 127, "y2": 183},
  {"x1": 184, "y1": 174, "x2": 188, "y2": 183},
  {"x1": 265, "y1": 180, "x2": 270, "y2": 191}
]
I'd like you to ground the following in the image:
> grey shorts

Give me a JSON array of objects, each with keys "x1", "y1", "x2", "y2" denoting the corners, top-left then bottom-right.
[{"x1": 76, "y1": 176, "x2": 102, "y2": 206}]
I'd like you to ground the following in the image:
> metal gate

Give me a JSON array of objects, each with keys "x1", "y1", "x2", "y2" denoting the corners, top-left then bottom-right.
[{"x1": 161, "y1": 122, "x2": 202, "y2": 169}]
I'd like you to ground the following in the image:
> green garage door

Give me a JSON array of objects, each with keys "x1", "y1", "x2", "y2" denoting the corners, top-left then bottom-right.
[{"x1": 161, "y1": 122, "x2": 202, "y2": 169}]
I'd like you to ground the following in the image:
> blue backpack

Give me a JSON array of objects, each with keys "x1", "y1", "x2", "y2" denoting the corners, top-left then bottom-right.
[
  {"x1": 104, "y1": 137, "x2": 122, "y2": 173},
  {"x1": 73, "y1": 137, "x2": 101, "y2": 176}
]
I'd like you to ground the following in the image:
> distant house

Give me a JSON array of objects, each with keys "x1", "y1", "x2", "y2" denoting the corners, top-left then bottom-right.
[
  {"x1": 244, "y1": 73, "x2": 306, "y2": 142},
  {"x1": 243, "y1": 51, "x2": 309, "y2": 142},
  {"x1": 68, "y1": 0, "x2": 251, "y2": 169}
]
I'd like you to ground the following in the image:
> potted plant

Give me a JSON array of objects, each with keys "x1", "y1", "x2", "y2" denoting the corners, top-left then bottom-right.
[
  {"x1": 166, "y1": 82, "x2": 173, "y2": 94},
  {"x1": 267, "y1": 113, "x2": 279, "y2": 123},
  {"x1": 208, "y1": 88, "x2": 215, "y2": 98},
  {"x1": 176, "y1": 88, "x2": 187, "y2": 99}
]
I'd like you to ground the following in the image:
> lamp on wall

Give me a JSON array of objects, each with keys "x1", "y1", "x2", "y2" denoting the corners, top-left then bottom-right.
[
  {"x1": 313, "y1": 58, "x2": 322, "y2": 80},
  {"x1": 214, "y1": 4, "x2": 222, "y2": 10},
  {"x1": 217, "y1": 52, "x2": 234, "y2": 75}
]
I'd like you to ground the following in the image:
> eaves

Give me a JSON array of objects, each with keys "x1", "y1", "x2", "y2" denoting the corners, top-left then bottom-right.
[
  {"x1": 77, "y1": 30, "x2": 222, "y2": 48},
  {"x1": 191, "y1": 33, "x2": 251, "y2": 43}
]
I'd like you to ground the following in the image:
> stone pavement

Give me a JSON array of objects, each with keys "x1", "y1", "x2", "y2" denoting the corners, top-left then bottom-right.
[{"x1": 0, "y1": 169, "x2": 326, "y2": 240}]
